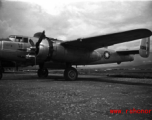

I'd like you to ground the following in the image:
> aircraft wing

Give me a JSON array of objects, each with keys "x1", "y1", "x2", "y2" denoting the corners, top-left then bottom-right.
[{"x1": 61, "y1": 29, "x2": 152, "y2": 50}]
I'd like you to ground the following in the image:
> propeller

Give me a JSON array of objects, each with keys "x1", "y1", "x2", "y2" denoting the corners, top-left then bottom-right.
[
  {"x1": 35, "y1": 31, "x2": 46, "y2": 55},
  {"x1": 33, "y1": 30, "x2": 58, "y2": 59},
  {"x1": 30, "y1": 31, "x2": 57, "y2": 74},
  {"x1": 26, "y1": 31, "x2": 47, "y2": 66}
]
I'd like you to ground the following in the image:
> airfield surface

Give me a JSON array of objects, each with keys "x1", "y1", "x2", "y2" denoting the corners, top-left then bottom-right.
[{"x1": 0, "y1": 70, "x2": 152, "y2": 120}]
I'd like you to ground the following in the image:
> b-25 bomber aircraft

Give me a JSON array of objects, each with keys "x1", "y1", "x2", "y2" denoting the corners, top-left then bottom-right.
[{"x1": 0, "y1": 28, "x2": 151, "y2": 80}]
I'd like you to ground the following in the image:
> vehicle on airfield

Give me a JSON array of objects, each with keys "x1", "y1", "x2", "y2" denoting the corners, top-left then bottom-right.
[{"x1": 0, "y1": 28, "x2": 151, "y2": 80}]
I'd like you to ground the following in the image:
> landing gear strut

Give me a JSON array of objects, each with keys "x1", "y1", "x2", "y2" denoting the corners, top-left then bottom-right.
[
  {"x1": 37, "y1": 63, "x2": 48, "y2": 78},
  {"x1": 64, "y1": 67, "x2": 78, "y2": 80}
]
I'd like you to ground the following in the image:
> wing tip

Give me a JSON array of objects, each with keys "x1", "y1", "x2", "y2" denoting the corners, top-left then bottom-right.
[{"x1": 139, "y1": 28, "x2": 152, "y2": 36}]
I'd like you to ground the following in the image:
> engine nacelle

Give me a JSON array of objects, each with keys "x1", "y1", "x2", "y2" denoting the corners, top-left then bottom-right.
[{"x1": 139, "y1": 37, "x2": 150, "y2": 58}]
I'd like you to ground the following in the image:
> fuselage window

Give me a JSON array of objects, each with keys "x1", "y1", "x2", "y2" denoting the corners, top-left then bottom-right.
[{"x1": 20, "y1": 38, "x2": 28, "y2": 43}]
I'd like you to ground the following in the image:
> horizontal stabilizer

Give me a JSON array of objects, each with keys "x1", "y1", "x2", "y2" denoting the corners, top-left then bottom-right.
[
  {"x1": 117, "y1": 37, "x2": 151, "y2": 58},
  {"x1": 117, "y1": 50, "x2": 139, "y2": 55}
]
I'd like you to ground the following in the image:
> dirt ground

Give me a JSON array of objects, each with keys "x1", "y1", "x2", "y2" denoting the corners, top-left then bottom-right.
[{"x1": 0, "y1": 71, "x2": 152, "y2": 120}]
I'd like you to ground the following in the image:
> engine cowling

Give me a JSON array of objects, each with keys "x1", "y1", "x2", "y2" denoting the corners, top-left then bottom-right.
[{"x1": 139, "y1": 37, "x2": 150, "y2": 58}]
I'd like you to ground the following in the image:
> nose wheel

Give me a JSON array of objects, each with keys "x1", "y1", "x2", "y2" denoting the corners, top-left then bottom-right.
[
  {"x1": 64, "y1": 67, "x2": 78, "y2": 80},
  {"x1": 37, "y1": 68, "x2": 48, "y2": 78}
]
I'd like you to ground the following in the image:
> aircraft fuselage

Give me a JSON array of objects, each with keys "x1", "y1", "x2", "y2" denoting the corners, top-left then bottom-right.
[
  {"x1": 51, "y1": 44, "x2": 133, "y2": 65},
  {"x1": 0, "y1": 35, "x2": 134, "y2": 68},
  {"x1": 0, "y1": 36, "x2": 133, "y2": 67}
]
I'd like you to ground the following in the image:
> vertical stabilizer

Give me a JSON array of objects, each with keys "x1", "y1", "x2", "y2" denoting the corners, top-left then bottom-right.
[{"x1": 139, "y1": 37, "x2": 150, "y2": 58}]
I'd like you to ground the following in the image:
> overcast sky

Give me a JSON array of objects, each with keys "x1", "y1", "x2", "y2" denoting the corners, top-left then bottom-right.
[{"x1": 0, "y1": 0, "x2": 152, "y2": 50}]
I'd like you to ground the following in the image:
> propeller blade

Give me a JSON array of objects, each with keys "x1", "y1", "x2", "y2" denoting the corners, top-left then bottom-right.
[
  {"x1": 36, "y1": 31, "x2": 45, "y2": 47},
  {"x1": 35, "y1": 30, "x2": 45, "y2": 55}
]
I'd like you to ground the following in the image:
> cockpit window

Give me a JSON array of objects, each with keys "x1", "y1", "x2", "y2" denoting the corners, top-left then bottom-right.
[
  {"x1": 16, "y1": 37, "x2": 22, "y2": 42},
  {"x1": 9, "y1": 36, "x2": 15, "y2": 41},
  {"x1": 9, "y1": 36, "x2": 29, "y2": 43}
]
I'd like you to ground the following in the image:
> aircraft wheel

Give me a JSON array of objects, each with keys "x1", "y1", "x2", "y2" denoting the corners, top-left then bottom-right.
[
  {"x1": 37, "y1": 68, "x2": 48, "y2": 78},
  {"x1": 64, "y1": 67, "x2": 78, "y2": 80}
]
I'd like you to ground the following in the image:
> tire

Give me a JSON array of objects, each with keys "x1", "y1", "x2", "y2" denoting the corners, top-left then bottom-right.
[
  {"x1": 64, "y1": 67, "x2": 78, "y2": 81},
  {"x1": 37, "y1": 68, "x2": 48, "y2": 78}
]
